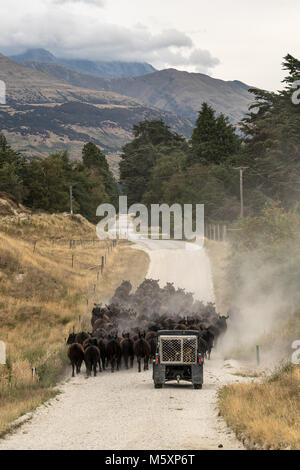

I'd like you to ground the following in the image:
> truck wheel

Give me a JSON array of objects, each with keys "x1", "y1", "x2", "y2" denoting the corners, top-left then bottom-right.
[
  {"x1": 154, "y1": 383, "x2": 163, "y2": 389},
  {"x1": 193, "y1": 384, "x2": 202, "y2": 389}
]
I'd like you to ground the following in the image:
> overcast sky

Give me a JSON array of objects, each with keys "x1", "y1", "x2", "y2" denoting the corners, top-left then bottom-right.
[{"x1": 0, "y1": 0, "x2": 299, "y2": 90}]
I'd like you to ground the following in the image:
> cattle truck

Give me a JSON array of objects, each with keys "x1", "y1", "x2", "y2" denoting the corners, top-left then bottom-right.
[{"x1": 152, "y1": 330, "x2": 204, "y2": 389}]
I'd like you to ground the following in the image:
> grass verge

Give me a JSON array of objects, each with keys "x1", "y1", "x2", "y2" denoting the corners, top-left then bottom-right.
[{"x1": 219, "y1": 363, "x2": 300, "y2": 449}]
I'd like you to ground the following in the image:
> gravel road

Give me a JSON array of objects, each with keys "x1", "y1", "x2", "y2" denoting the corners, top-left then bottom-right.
[
  {"x1": 0, "y1": 238, "x2": 245, "y2": 450},
  {"x1": 0, "y1": 358, "x2": 244, "y2": 450}
]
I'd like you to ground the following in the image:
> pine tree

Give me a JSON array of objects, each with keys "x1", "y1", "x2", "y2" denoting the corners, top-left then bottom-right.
[{"x1": 188, "y1": 103, "x2": 240, "y2": 165}]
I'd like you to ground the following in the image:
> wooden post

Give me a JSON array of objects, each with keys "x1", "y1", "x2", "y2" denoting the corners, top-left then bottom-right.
[
  {"x1": 69, "y1": 185, "x2": 73, "y2": 216},
  {"x1": 256, "y1": 345, "x2": 260, "y2": 365},
  {"x1": 72, "y1": 254, "x2": 74, "y2": 268},
  {"x1": 33, "y1": 241, "x2": 37, "y2": 253},
  {"x1": 223, "y1": 225, "x2": 227, "y2": 242}
]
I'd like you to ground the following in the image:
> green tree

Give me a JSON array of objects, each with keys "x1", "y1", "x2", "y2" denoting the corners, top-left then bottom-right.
[
  {"x1": 119, "y1": 120, "x2": 186, "y2": 205},
  {"x1": 188, "y1": 102, "x2": 241, "y2": 165},
  {"x1": 241, "y1": 54, "x2": 300, "y2": 211},
  {"x1": 24, "y1": 152, "x2": 71, "y2": 212},
  {"x1": 0, "y1": 135, "x2": 26, "y2": 201},
  {"x1": 82, "y1": 142, "x2": 118, "y2": 207}
]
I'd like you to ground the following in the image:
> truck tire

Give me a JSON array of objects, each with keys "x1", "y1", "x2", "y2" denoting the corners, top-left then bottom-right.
[
  {"x1": 193, "y1": 384, "x2": 202, "y2": 389},
  {"x1": 154, "y1": 383, "x2": 163, "y2": 389}
]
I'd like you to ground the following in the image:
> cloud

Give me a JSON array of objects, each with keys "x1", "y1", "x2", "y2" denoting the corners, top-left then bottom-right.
[
  {"x1": 153, "y1": 47, "x2": 220, "y2": 73},
  {"x1": 0, "y1": 1, "x2": 219, "y2": 74},
  {"x1": 53, "y1": 0, "x2": 105, "y2": 5}
]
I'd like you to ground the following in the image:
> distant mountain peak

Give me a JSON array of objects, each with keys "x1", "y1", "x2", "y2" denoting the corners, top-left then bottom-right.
[{"x1": 10, "y1": 48, "x2": 56, "y2": 63}]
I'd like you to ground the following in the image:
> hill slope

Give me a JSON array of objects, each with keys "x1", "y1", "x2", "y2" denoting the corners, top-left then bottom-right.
[
  {"x1": 102, "y1": 68, "x2": 253, "y2": 124},
  {"x1": 10, "y1": 48, "x2": 156, "y2": 78},
  {"x1": 20, "y1": 60, "x2": 253, "y2": 125}
]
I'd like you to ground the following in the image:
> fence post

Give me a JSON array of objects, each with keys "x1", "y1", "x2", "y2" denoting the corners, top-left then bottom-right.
[
  {"x1": 223, "y1": 225, "x2": 227, "y2": 242},
  {"x1": 256, "y1": 345, "x2": 260, "y2": 365},
  {"x1": 72, "y1": 254, "x2": 74, "y2": 268}
]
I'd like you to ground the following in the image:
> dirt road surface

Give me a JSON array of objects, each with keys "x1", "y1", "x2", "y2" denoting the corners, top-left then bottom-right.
[
  {"x1": 135, "y1": 239, "x2": 214, "y2": 303},
  {"x1": 0, "y1": 239, "x2": 245, "y2": 450}
]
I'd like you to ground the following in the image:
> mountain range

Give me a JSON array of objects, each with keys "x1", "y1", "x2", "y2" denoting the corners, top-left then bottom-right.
[
  {"x1": 0, "y1": 50, "x2": 254, "y2": 173},
  {"x1": 10, "y1": 48, "x2": 156, "y2": 79},
  {"x1": 0, "y1": 53, "x2": 189, "y2": 173}
]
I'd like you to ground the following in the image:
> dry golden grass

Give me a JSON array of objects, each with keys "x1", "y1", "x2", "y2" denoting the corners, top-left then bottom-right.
[
  {"x1": 205, "y1": 239, "x2": 230, "y2": 315},
  {"x1": 0, "y1": 213, "x2": 149, "y2": 435},
  {"x1": 219, "y1": 364, "x2": 300, "y2": 450}
]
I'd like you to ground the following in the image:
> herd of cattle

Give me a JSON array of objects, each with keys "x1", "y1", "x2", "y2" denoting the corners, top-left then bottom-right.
[{"x1": 66, "y1": 279, "x2": 229, "y2": 377}]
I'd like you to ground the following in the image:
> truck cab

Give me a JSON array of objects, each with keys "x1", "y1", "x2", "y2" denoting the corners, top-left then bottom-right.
[{"x1": 153, "y1": 330, "x2": 204, "y2": 389}]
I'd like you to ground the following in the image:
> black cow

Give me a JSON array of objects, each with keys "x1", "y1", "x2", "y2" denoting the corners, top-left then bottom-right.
[
  {"x1": 67, "y1": 343, "x2": 84, "y2": 377},
  {"x1": 106, "y1": 335, "x2": 122, "y2": 373},
  {"x1": 120, "y1": 332, "x2": 134, "y2": 369},
  {"x1": 84, "y1": 345, "x2": 101, "y2": 377},
  {"x1": 133, "y1": 331, "x2": 151, "y2": 373}
]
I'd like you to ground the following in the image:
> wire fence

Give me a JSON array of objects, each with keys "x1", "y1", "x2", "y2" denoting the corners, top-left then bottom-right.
[
  {"x1": 204, "y1": 223, "x2": 242, "y2": 242},
  {"x1": 205, "y1": 224, "x2": 227, "y2": 242},
  {"x1": 0, "y1": 230, "x2": 119, "y2": 378}
]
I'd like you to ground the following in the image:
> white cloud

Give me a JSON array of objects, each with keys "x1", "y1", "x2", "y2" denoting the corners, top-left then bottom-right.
[
  {"x1": 0, "y1": 1, "x2": 219, "y2": 74},
  {"x1": 53, "y1": 0, "x2": 104, "y2": 5}
]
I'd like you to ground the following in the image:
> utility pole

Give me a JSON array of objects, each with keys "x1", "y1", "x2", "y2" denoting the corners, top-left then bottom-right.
[
  {"x1": 234, "y1": 167, "x2": 248, "y2": 217},
  {"x1": 69, "y1": 185, "x2": 73, "y2": 215}
]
